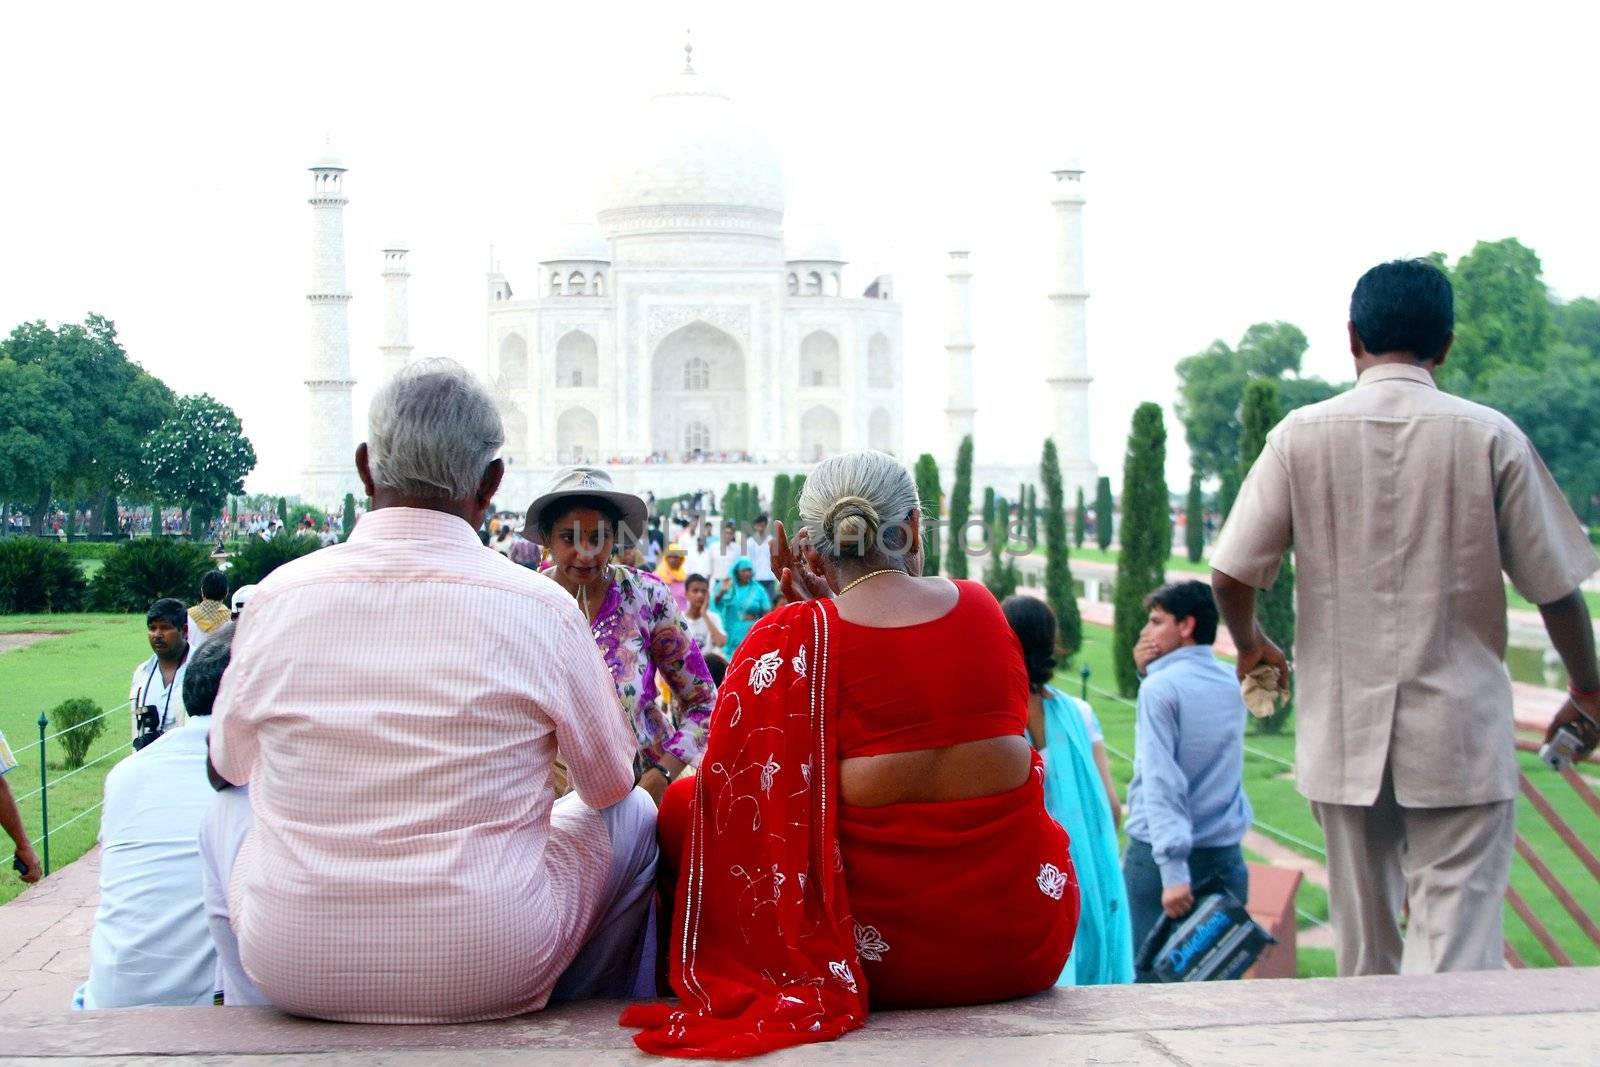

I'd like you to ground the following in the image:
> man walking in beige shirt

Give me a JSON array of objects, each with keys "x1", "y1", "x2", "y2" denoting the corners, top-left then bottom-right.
[{"x1": 1210, "y1": 259, "x2": 1600, "y2": 976}]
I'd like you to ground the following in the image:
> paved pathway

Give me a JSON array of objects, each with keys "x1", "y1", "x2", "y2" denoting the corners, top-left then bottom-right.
[{"x1": 0, "y1": 846, "x2": 97, "y2": 1012}]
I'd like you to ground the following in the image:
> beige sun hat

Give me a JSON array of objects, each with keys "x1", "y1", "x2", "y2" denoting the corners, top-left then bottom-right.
[{"x1": 526, "y1": 466, "x2": 649, "y2": 545}]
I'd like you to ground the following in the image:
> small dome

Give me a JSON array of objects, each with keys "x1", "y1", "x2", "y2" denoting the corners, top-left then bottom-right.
[
  {"x1": 598, "y1": 70, "x2": 784, "y2": 218},
  {"x1": 310, "y1": 145, "x2": 346, "y2": 171},
  {"x1": 540, "y1": 221, "x2": 610, "y2": 263},
  {"x1": 786, "y1": 223, "x2": 844, "y2": 263}
]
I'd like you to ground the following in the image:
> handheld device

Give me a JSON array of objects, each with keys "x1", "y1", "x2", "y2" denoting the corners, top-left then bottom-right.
[
  {"x1": 1539, "y1": 725, "x2": 1584, "y2": 773},
  {"x1": 11, "y1": 854, "x2": 27, "y2": 876},
  {"x1": 131, "y1": 705, "x2": 163, "y2": 752}
]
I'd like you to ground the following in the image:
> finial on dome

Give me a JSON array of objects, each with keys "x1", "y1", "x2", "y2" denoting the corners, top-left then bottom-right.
[{"x1": 683, "y1": 29, "x2": 694, "y2": 73}]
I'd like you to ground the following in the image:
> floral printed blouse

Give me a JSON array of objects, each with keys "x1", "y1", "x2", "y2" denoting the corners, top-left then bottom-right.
[{"x1": 588, "y1": 564, "x2": 716, "y2": 768}]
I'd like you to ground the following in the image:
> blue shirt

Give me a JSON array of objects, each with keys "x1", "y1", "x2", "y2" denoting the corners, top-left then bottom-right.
[{"x1": 1124, "y1": 644, "x2": 1252, "y2": 887}]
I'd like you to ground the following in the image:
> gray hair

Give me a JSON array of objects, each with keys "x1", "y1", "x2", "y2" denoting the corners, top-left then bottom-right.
[
  {"x1": 798, "y1": 450, "x2": 921, "y2": 560},
  {"x1": 366, "y1": 359, "x2": 504, "y2": 499},
  {"x1": 182, "y1": 623, "x2": 235, "y2": 717}
]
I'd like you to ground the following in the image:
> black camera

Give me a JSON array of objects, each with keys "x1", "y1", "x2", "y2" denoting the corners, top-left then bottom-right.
[{"x1": 131, "y1": 705, "x2": 163, "y2": 751}]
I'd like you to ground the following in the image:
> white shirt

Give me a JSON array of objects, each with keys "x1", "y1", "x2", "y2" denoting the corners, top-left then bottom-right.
[
  {"x1": 747, "y1": 533, "x2": 775, "y2": 582},
  {"x1": 76, "y1": 719, "x2": 217, "y2": 1009},
  {"x1": 684, "y1": 612, "x2": 715, "y2": 654},
  {"x1": 683, "y1": 542, "x2": 713, "y2": 582},
  {"x1": 708, "y1": 540, "x2": 741, "y2": 582},
  {"x1": 198, "y1": 786, "x2": 266, "y2": 1005},
  {"x1": 129, "y1": 653, "x2": 189, "y2": 739}
]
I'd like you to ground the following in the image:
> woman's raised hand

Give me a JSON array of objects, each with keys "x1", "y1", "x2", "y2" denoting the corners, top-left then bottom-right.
[{"x1": 773, "y1": 519, "x2": 833, "y2": 603}]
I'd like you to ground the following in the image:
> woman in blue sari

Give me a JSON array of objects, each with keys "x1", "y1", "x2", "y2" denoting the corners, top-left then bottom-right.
[
  {"x1": 1003, "y1": 595, "x2": 1133, "y2": 985},
  {"x1": 714, "y1": 556, "x2": 771, "y2": 655}
]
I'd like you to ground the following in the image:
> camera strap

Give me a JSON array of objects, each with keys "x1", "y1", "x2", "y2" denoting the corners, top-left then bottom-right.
[{"x1": 139, "y1": 649, "x2": 187, "y2": 730}]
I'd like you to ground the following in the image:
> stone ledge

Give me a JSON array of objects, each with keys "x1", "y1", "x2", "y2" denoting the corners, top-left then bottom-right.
[{"x1": 4, "y1": 968, "x2": 1596, "y2": 1063}]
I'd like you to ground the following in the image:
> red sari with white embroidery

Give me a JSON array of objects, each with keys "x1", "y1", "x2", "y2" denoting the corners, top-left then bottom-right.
[{"x1": 623, "y1": 584, "x2": 1078, "y2": 1058}]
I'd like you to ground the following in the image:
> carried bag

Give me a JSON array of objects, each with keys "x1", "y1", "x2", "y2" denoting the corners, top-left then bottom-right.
[{"x1": 1134, "y1": 878, "x2": 1276, "y2": 982}]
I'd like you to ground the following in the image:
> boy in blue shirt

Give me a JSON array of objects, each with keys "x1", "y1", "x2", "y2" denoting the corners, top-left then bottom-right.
[{"x1": 1123, "y1": 580, "x2": 1251, "y2": 981}]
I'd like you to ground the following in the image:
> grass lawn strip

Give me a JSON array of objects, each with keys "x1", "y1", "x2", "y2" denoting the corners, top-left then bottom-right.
[{"x1": 1, "y1": 614, "x2": 146, "y2": 907}]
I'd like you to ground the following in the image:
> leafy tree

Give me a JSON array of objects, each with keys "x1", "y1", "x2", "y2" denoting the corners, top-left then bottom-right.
[
  {"x1": 0, "y1": 357, "x2": 70, "y2": 519},
  {"x1": 227, "y1": 533, "x2": 322, "y2": 594},
  {"x1": 0, "y1": 315, "x2": 175, "y2": 535},
  {"x1": 1479, "y1": 346, "x2": 1600, "y2": 525},
  {"x1": 1237, "y1": 321, "x2": 1307, "y2": 378},
  {"x1": 1554, "y1": 296, "x2": 1600, "y2": 358},
  {"x1": 286, "y1": 504, "x2": 327, "y2": 532},
  {"x1": 1239, "y1": 379, "x2": 1296, "y2": 732},
  {"x1": 1112, "y1": 404, "x2": 1169, "y2": 696},
  {"x1": 1074, "y1": 487, "x2": 1087, "y2": 548},
  {"x1": 945, "y1": 436, "x2": 973, "y2": 579},
  {"x1": 1185, "y1": 470, "x2": 1205, "y2": 563},
  {"x1": 139, "y1": 394, "x2": 257, "y2": 533},
  {"x1": 1094, "y1": 476, "x2": 1114, "y2": 550},
  {"x1": 913, "y1": 454, "x2": 942, "y2": 576},
  {"x1": 0, "y1": 538, "x2": 86, "y2": 613},
  {"x1": 1040, "y1": 439, "x2": 1082, "y2": 659},
  {"x1": 342, "y1": 492, "x2": 358, "y2": 541},
  {"x1": 49, "y1": 697, "x2": 106, "y2": 770},
  {"x1": 90, "y1": 537, "x2": 214, "y2": 612},
  {"x1": 1439, "y1": 238, "x2": 1556, "y2": 394}
]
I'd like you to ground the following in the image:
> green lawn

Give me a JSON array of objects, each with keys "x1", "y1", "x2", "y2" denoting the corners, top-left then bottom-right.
[
  {"x1": 1505, "y1": 586, "x2": 1600, "y2": 615},
  {"x1": 1, "y1": 614, "x2": 146, "y2": 905},
  {"x1": 1061, "y1": 623, "x2": 1600, "y2": 972}
]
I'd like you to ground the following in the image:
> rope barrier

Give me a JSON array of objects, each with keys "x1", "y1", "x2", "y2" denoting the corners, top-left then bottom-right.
[
  {"x1": 7, "y1": 700, "x2": 133, "y2": 758},
  {"x1": 1082, "y1": 681, "x2": 1297, "y2": 770},
  {"x1": 47, "y1": 798, "x2": 106, "y2": 835},
  {"x1": 10, "y1": 739, "x2": 134, "y2": 806}
]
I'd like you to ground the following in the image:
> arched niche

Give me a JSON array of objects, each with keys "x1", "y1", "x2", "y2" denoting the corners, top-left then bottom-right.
[
  {"x1": 556, "y1": 407, "x2": 599, "y2": 465},
  {"x1": 801, "y1": 405, "x2": 842, "y2": 462},
  {"x1": 651, "y1": 321, "x2": 746, "y2": 458},
  {"x1": 800, "y1": 330, "x2": 841, "y2": 389},
  {"x1": 556, "y1": 330, "x2": 599, "y2": 389}
]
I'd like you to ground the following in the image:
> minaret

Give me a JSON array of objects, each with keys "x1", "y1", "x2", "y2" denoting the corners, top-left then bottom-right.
[
  {"x1": 1046, "y1": 164, "x2": 1097, "y2": 499},
  {"x1": 302, "y1": 146, "x2": 356, "y2": 505},
  {"x1": 379, "y1": 242, "x2": 413, "y2": 380},
  {"x1": 943, "y1": 249, "x2": 976, "y2": 460}
]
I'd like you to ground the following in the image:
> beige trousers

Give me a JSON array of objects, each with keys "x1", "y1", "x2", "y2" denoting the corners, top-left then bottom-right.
[{"x1": 1311, "y1": 770, "x2": 1514, "y2": 976}]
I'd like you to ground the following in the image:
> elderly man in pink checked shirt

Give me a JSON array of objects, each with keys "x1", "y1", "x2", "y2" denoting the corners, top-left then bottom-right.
[{"x1": 208, "y1": 359, "x2": 656, "y2": 1022}]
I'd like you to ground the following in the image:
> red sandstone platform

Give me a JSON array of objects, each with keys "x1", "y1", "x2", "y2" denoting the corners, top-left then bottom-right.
[{"x1": 5, "y1": 967, "x2": 1596, "y2": 1064}]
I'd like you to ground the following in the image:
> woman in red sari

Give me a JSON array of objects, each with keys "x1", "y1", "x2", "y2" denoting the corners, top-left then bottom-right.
[{"x1": 623, "y1": 451, "x2": 1078, "y2": 1058}]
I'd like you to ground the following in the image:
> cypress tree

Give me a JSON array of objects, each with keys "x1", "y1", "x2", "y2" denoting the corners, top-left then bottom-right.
[
  {"x1": 982, "y1": 486, "x2": 996, "y2": 532},
  {"x1": 342, "y1": 492, "x2": 358, "y2": 542},
  {"x1": 1185, "y1": 471, "x2": 1205, "y2": 563},
  {"x1": 983, "y1": 495, "x2": 1019, "y2": 598},
  {"x1": 1074, "y1": 487, "x2": 1087, "y2": 548},
  {"x1": 1040, "y1": 439, "x2": 1082, "y2": 659},
  {"x1": 278, "y1": 497, "x2": 289, "y2": 528},
  {"x1": 1026, "y1": 485, "x2": 1039, "y2": 547},
  {"x1": 788, "y1": 474, "x2": 806, "y2": 533},
  {"x1": 1239, "y1": 378, "x2": 1296, "y2": 733},
  {"x1": 1112, "y1": 403, "x2": 1170, "y2": 696},
  {"x1": 723, "y1": 482, "x2": 738, "y2": 524},
  {"x1": 945, "y1": 435, "x2": 973, "y2": 579},
  {"x1": 914, "y1": 454, "x2": 943, "y2": 576},
  {"x1": 1219, "y1": 468, "x2": 1241, "y2": 522},
  {"x1": 772, "y1": 474, "x2": 792, "y2": 534},
  {"x1": 1094, "y1": 476, "x2": 1114, "y2": 551}
]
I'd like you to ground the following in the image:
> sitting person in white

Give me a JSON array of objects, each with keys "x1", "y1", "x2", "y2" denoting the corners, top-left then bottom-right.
[
  {"x1": 129, "y1": 599, "x2": 190, "y2": 743},
  {"x1": 74, "y1": 625, "x2": 229, "y2": 1009}
]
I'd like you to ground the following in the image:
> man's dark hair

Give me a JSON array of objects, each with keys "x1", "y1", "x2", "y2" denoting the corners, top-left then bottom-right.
[
  {"x1": 755, "y1": 513, "x2": 768, "y2": 524},
  {"x1": 183, "y1": 623, "x2": 234, "y2": 717},
  {"x1": 1349, "y1": 258, "x2": 1454, "y2": 363},
  {"x1": 686, "y1": 573, "x2": 708, "y2": 590},
  {"x1": 703, "y1": 652, "x2": 728, "y2": 687},
  {"x1": 200, "y1": 570, "x2": 228, "y2": 602},
  {"x1": 1143, "y1": 580, "x2": 1219, "y2": 645},
  {"x1": 1000, "y1": 595, "x2": 1056, "y2": 692},
  {"x1": 146, "y1": 598, "x2": 187, "y2": 631}
]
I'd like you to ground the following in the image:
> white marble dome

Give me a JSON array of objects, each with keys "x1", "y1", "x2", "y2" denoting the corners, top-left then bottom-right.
[
  {"x1": 598, "y1": 71, "x2": 785, "y2": 217},
  {"x1": 540, "y1": 220, "x2": 610, "y2": 263}
]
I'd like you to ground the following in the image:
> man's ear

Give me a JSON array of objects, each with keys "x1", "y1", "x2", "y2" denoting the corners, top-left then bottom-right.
[
  {"x1": 1178, "y1": 614, "x2": 1197, "y2": 641},
  {"x1": 1432, "y1": 332, "x2": 1454, "y2": 369},
  {"x1": 477, "y1": 458, "x2": 505, "y2": 511},
  {"x1": 1347, "y1": 322, "x2": 1363, "y2": 360},
  {"x1": 355, "y1": 443, "x2": 377, "y2": 498}
]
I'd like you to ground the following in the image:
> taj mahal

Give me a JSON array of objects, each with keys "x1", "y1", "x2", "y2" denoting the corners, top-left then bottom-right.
[{"x1": 300, "y1": 45, "x2": 1096, "y2": 508}]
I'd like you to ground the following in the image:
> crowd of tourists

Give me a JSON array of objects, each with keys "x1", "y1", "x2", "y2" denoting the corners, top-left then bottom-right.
[{"x1": 1, "y1": 259, "x2": 1596, "y2": 1057}]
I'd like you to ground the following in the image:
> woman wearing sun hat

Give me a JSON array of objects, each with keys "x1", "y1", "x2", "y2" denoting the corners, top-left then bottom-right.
[{"x1": 529, "y1": 467, "x2": 716, "y2": 801}]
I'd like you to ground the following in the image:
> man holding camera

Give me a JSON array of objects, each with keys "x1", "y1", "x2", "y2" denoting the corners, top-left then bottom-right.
[{"x1": 129, "y1": 599, "x2": 191, "y2": 746}]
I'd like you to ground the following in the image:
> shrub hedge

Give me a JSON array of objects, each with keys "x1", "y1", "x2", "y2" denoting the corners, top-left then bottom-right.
[
  {"x1": 226, "y1": 533, "x2": 321, "y2": 593},
  {"x1": 90, "y1": 538, "x2": 215, "y2": 612},
  {"x1": 0, "y1": 538, "x2": 88, "y2": 613}
]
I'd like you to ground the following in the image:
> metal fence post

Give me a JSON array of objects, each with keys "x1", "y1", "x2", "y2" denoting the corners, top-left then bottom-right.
[
  {"x1": 36, "y1": 711, "x2": 49, "y2": 876},
  {"x1": 1080, "y1": 664, "x2": 1090, "y2": 702}
]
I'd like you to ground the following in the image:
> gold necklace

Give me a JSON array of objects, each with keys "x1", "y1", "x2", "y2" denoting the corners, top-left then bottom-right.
[{"x1": 838, "y1": 568, "x2": 901, "y2": 595}]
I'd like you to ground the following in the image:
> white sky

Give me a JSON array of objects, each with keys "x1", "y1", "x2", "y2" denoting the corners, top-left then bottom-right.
[{"x1": 3, "y1": 0, "x2": 1597, "y2": 495}]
